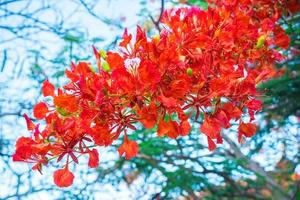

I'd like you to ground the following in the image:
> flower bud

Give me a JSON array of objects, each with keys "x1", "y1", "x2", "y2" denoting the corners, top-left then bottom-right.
[
  {"x1": 102, "y1": 61, "x2": 110, "y2": 72},
  {"x1": 256, "y1": 35, "x2": 266, "y2": 49},
  {"x1": 99, "y1": 49, "x2": 107, "y2": 59},
  {"x1": 56, "y1": 107, "x2": 67, "y2": 116},
  {"x1": 152, "y1": 34, "x2": 160, "y2": 42},
  {"x1": 187, "y1": 67, "x2": 193, "y2": 76}
]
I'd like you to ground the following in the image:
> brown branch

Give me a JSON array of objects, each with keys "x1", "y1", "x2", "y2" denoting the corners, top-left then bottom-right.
[
  {"x1": 0, "y1": 112, "x2": 22, "y2": 118},
  {"x1": 1, "y1": 49, "x2": 7, "y2": 72},
  {"x1": 0, "y1": 0, "x2": 22, "y2": 7},
  {"x1": 223, "y1": 134, "x2": 291, "y2": 199},
  {"x1": 5, "y1": 187, "x2": 54, "y2": 199},
  {"x1": 148, "y1": 0, "x2": 165, "y2": 32},
  {"x1": 138, "y1": 153, "x2": 201, "y2": 200}
]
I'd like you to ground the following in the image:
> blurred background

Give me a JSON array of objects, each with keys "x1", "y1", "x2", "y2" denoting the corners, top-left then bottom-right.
[{"x1": 0, "y1": 0, "x2": 299, "y2": 199}]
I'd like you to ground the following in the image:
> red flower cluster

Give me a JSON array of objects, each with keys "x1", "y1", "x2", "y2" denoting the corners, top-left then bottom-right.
[{"x1": 13, "y1": 0, "x2": 291, "y2": 187}]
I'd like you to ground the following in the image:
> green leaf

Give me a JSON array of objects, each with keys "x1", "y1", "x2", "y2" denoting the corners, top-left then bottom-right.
[
  {"x1": 91, "y1": 37, "x2": 105, "y2": 43},
  {"x1": 62, "y1": 31, "x2": 84, "y2": 43},
  {"x1": 52, "y1": 70, "x2": 65, "y2": 78},
  {"x1": 188, "y1": 0, "x2": 208, "y2": 10},
  {"x1": 102, "y1": 61, "x2": 110, "y2": 72},
  {"x1": 56, "y1": 107, "x2": 68, "y2": 116}
]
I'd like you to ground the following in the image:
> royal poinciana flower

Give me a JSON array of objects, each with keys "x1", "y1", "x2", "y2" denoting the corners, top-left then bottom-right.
[{"x1": 13, "y1": 0, "x2": 293, "y2": 187}]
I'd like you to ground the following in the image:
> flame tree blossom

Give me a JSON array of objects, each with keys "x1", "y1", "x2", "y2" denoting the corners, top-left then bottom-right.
[{"x1": 13, "y1": 0, "x2": 293, "y2": 187}]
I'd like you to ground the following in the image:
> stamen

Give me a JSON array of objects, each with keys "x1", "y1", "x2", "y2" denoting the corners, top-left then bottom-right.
[{"x1": 124, "y1": 57, "x2": 141, "y2": 77}]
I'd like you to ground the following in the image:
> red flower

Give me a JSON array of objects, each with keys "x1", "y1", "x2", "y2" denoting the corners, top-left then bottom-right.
[
  {"x1": 200, "y1": 117, "x2": 223, "y2": 150},
  {"x1": 13, "y1": 2, "x2": 290, "y2": 187},
  {"x1": 118, "y1": 135, "x2": 139, "y2": 160},
  {"x1": 53, "y1": 167, "x2": 74, "y2": 187},
  {"x1": 33, "y1": 102, "x2": 49, "y2": 119},
  {"x1": 88, "y1": 149, "x2": 99, "y2": 168},
  {"x1": 90, "y1": 125, "x2": 114, "y2": 146},
  {"x1": 214, "y1": 110, "x2": 230, "y2": 129},
  {"x1": 138, "y1": 60, "x2": 161, "y2": 89},
  {"x1": 12, "y1": 137, "x2": 35, "y2": 162},
  {"x1": 54, "y1": 94, "x2": 78, "y2": 113}
]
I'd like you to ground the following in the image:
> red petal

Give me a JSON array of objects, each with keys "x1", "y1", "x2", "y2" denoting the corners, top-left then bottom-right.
[
  {"x1": 158, "y1": 94, "x2": 177, "y2": 108},
  {"x1": 33, "y1": 102, "x2": 49, "y2": 119},
  {"x1": 200, "y1": 117, "x2": 221, "y2": 139},
  {"x1": 95, "y1": 91, "x2": 104, "y2": 105},
  {"x1": 53, "y1": 167, "x2": 74, "y2": 187},
  {"x1": 207, "y1": 137, "x2": 216, "y2": 151},
  {"x1": 12, "y1": 137, "x2": 35, "y2": 162},
  {"x1": 138, "y1": 61, "x2": 161, "y2": 88},
  {"x1": 54, "y1": 94, "x2": 78, "y2": 113},
  {"x1": 180, "y1": 120, "x2": 191, "y2": 136},
  {"x1": 157, "y1": 119, "x2": 169, "y2": 137},
  {"x1": 15, "y1": 136, "x2": 34, "y2": 149},
  {"x1": 88, "y1": 149, "x2": 99, "y2": 168},
  {"x1": 92, "y1": 45, "x2": 101, "y2": 72},
  {"x1": 137, "y1": 103, "x2": 157, "y2": 129},
  {"x1": 216, "y1": 133, "x2": 223, "y2": 144},
  {"x1": 42, "y1": 79, "x2": 55, "y2": 97},
  {"x1": 32, "y1": 163, "x2": 43, "y2": 174},
  {"x1": 23, "y1": 114, "x2": 35, "y2": 131},
  {"x1": 69, "y1": 151, "x2": 78, "y2": 164},
  {"x1": 223, "y1": 103, "x2": 242, "y2": 121},
  {"x1": 157, "y1": 119, "x2": 179, "y2": 139},
  {"x1": 246, "y1": 99, "x2": 262, "y2": 111},
  {"x1": 119, "y1": 28, "x2": 132, "y2": 47},
  {"x1": 106, "y1": 52, "x2": 124, "y2": 70},
  {"x1": 215, "y1": 110, "x2": 230, "y2": 128},
  {"x1": 274, "y1": 27, "x2": 290, "y2": 49}
]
